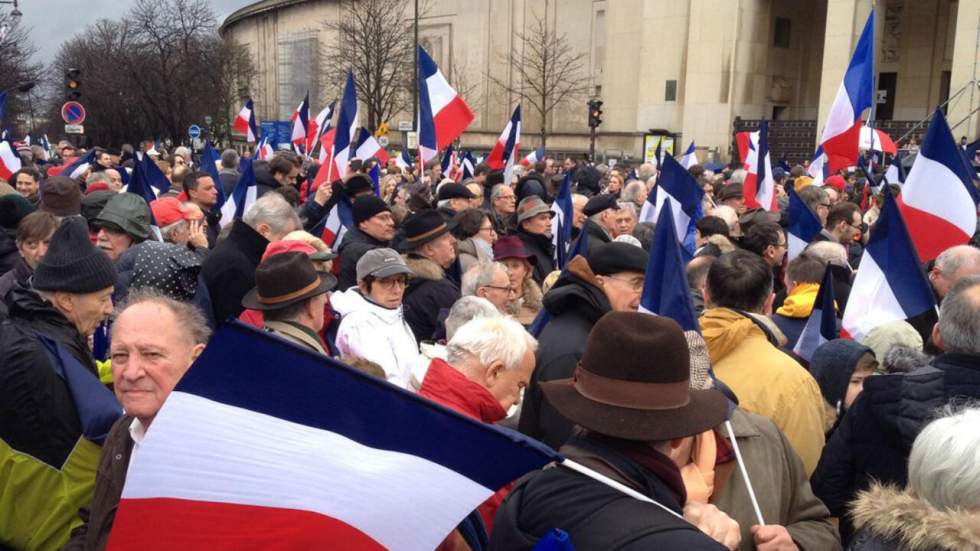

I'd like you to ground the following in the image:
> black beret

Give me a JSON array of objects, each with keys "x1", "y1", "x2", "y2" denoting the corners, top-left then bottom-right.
[
  {"x1": 588, "y1": 242, "x2": 649, "y2": 275},
  {"x1": 583, "y1": 193, "x2": 621, "y2": 217}
]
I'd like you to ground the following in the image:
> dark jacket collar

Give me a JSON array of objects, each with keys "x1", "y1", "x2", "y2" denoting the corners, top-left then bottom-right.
[
  {"x1": 227, "y1": 220, "x2": 269, "y2": 262},
  {"x1": 543, "y1": 256, "x2": 611, "y2": 322},
  {"x1": 6, "y1": 283, "x2": 95, "y2": 371}
]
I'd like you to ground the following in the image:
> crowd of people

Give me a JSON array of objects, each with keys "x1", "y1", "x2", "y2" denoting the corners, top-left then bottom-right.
[{"x1": 1, "y1": 137, "x2": 979, "y2": 551}]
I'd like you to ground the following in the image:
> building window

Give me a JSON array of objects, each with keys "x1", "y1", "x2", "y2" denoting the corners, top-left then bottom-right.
[
  {"x1": 665, "y1": 80, "x2": 677, "y2": 102},
  {"x1": 277, "y1": 32, "x2": 320, "y2": 120},
  {"x1": 774, "y1": 17, "x2": 791, "y2": 48}
]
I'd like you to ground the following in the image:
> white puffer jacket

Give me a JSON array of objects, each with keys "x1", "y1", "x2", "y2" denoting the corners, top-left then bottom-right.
[{"x1": 331, "y1": 288, "x2": 420, "y2": 389}]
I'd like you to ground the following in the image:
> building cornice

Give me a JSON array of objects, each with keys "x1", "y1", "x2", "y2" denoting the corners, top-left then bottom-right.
[{"x1": 219, "y1": 0, "x2": 317, "y2": 37}]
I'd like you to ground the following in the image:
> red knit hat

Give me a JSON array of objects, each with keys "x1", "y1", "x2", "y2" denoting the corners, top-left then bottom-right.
[{"x1": 825, "y1": 175, "x2": 846, "y2": 193}]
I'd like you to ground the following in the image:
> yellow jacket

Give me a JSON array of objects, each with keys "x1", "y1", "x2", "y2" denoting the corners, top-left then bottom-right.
[{"x1": 702, "y1": 307, "x2": 826, "y2": 475}]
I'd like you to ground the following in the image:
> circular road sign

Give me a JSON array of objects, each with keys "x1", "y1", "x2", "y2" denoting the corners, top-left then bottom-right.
[
  {"x1": 188, "y1": 124, "x2": 202, "y2": 139},
  {"x1": 61, "y1": 101, "x2": 86, "y2": 125}
]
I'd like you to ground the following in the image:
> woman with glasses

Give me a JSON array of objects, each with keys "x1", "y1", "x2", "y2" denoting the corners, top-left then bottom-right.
[
  {"x1": 492, "y1": 236, "x2": 543, "y2": 325},
  {"x1": 453, "y1": 208, "x2": 498, "y2": 273},
  {"x1": 332, "y1": 248, "x2": 420, "y2": 388}
]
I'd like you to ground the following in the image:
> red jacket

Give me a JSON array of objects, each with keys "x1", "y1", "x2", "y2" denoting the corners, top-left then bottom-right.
[{"x1": 419, "y1": 358, "x2": 510, "y2": 535}]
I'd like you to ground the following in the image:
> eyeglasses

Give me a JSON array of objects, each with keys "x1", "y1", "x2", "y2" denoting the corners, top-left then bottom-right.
[
  {"x1": 479, "y1": 225, "x2": 496, "y2": 233},
  {"x1": 605, "y1": 275, "x2": 645, "y2": 291},
  {"x1": 482, "y1": 284, "x2": 516, "y2": 295},
  {"x1": 375, "y1": 277, "x2": 408, "y2": 289}
]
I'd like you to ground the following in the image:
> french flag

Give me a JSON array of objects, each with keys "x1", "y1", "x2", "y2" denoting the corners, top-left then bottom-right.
[
  {"x1": 897, "y1": 109, "x2": 980, "y2": 262},
  {"x1": 256, "y1": 137, "x2": 274, "y2": 161},
  {"x1": 806, "y1": 147, "x2": 829, "y2": 185},
  {"x1": 107, "y1": 322, "x2": 557, "y2": 550},
  {"x1": 220, "y1": 158, "x2": 258, "y2": 227},
  {"x1": 520, "y1": 145, "x2": 545, "y2": 167},
  {"x1": 354, "y1": 128, "x2": 390, "y2": 165},
  {"x1": 743, "y1": 120, "x2": 777, "y2": 211},
  {"x1": 331, "y1": 71, "x2": 359, "y2": 181},
  {"x1": 818, "y1": 9, "x2": 875, "y2": 173},
  {"x1": 486, "y1": 105, "x2": 521, "y2": 172},
  {"x1": 792, "y1": 265, "x2": 839, "y2": 362},
  {"x1": 638, "y1": 153, "x2": 704, "y2": 255},
  {"x1": 311, "y1": 192, "x2": 354, "y2": 248},
  {"x1": 841, "y1": 191, "x2": 935, "y2": 342},
  {"x1": 735, "y1": 131, "x2": 757, "y2": 169},
  {"x1": 0, "y1": 140, "x2": 21, "y2": 181},
  {"x1": 860, "y1": 125, "x2": 897, "y2": 155},
  {"x1": 395, "y1": 149, "x2": 413, "y2": 172},
  {"x1": 290, "y1": 91, "x2": 310, "y2": 152},
  {"x1": 460, "y1": 151, "x2": 475, "y2": 180},
  {"x1": 233, "y1": 99, "x2": 259, "y2": 144},
  {"x1": 679, "y1": 141, "x2": 698, "y2": 169},
  {"x1": 311, "y1": 101, "x2": 336, "y2": 159},
  {"x1": 417, "y1": 46, "x2": 474, "y2": 164},
  {"x1": 639, "y1": 200, "x2": 700, "y2": 332},
  {"x1": 884, "y1": 151, "x2": 906, "y2": 185},
  {"x1": 786, "y1": 186, "x2": 823, "y2": 262},
  {"x1": 61, "y1": 149, "x2": 97, "y2": 180},
  {"x1": 550, "y1": 173, "x2": 574, "y2": 269},
  {"x1": 440, "y1": 144, "x2": 460, "y2": 181}
]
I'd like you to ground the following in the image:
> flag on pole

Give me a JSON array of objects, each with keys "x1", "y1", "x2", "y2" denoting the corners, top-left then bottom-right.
[
  {"x1": 637, "y1": 154, "x2": 704, "y2": 255},
  {"x1": 256, "y1": 137, "x2": 274, "y2": 161},
  {"x1": 860, "y1": 125, "x2": 897, "y2": 155},
  {"x1": 311, "y1": 192, "x2": 354, "y2": 248},
  {"x1": 311, "y1": 101, "x2": 336, "y2": 158},
  {"x1": 639, "y1": 200, "x2": 699, "y2": 332},
  {"x1": 62, "y1": 149, "x2": 97, "y2": 180},
  {"x1": 792, "y1": 265, "x2": 839, "y2": 362},
  {"x1": 550, "y1": 173, "x2": 574, "y2": 269},
  {"x1": 0, "y1": 140, "x2": 21, "y2": 181},
  {"x1": 440, "y1": 144, "x2": 456, "y2": 174},
  {"x1": 460, "y1": 151, "x2": 475, "y2": 180},
  {"x1": 521, "y1": 145, "x2": 545, "y2": 167},
  {"x1": 818, "y1": 9, "x2": 875, "y2": 173},
  {"x1": 395, "y1": 149, "x2": 414, "y2": 172},
  {"x1": 743, "y1": 120, "x2": 777, "y2": 211},
  {"x1": 883, "y1": 151, "x2": 906, "y2": 185},
  {"x1": 735, "y1": 131, "x2": 756, "y2": 169},
  {"x1": 332, "y1": 71, "x2": 359, "y2": 180},
  {"x1": 354, "y1": 128, "x2": 390, "y2": 165},
  {"x1": 679, "y1": 141, "x2": 698, "y2": 169},
  {"x1": 106, "y1": 322, "x2": 559, "y2": 550},
  {"x1": 840, "y1": 191, "x2": 935, "y2": 341},
  {"x1": 417, "y1": 46, "x2": 474, "y2": 164},
  {"x1": 786, "y1": 187, "x2": 823, "y2": 262},
  {"x1": 200, "y1": 141, "x2": 227, "y2": 211},
  {"x1": 486, "y1": 106, "x2": 521, "y2": 172},
  {"x1": 220, "y1": 158, "x2": 258, "y2": 227},
  {"x1": 290, "y1": 91, "x2": 311, "y2": 152},
  {"x1": 897, "y1": 109, "x2": 980, "y2": 262},
  {"x1": 142, "y1": 153, "x2": 171, "y2": 195},
  {"x1": 233, "y1": 99, "x2": 259, "y2": 143},
  {"x1": 806, "y1": 147, "x2": 829, "y2": 185}
]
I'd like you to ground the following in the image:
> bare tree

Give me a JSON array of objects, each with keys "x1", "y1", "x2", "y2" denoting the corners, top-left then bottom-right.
[
  {"x1": 490, "y1": 11, "x2": 588, "y2": 146},
  {"x1": 321, "y1": 0, "x2": 419, "y2": 131},
  {"x1": 447, "y1": 57, "x2": 483, "y2": 119},
  {"x1": 0, "y1": 14, "x2": 42, "y2": 136}
]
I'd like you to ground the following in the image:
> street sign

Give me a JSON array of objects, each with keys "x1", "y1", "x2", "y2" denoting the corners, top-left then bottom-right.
[
  {"x1": 378, "y1": 136, "x2": 389, "y2": 147},
  {"x1": 376, "y1": 122, "x2": 389, "y2": 137},
  {"x1": 61, "y1": 101, "x2": 86, "y2": 125},
  {"x1": 188, "y1": 124, "x2": 202, "y2": 139},
  {"x1": 65, "y1": 124, "x2": 84, "y2": 135},
  {"x1": 398, "y1": 121, "x2": 413, "y2": 132},
  {"x1": 406, "y1": 131, "x2": 418, "y2": 149}
]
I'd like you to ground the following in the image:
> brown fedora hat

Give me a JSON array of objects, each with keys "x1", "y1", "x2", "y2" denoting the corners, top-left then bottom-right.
[
  {"x1": 242, "y1": 252, "x2": 333, "y2": 311},
  {"x1": 540, "y1": 312, "x2": 730, "y2": 441}
]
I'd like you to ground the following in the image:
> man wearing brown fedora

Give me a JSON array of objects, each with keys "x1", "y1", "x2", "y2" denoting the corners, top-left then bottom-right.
[
  {"x1": 242, "y1": 251, "x2": 337, "y2": 355},
  {"x1": 400, "y1": 210, "x2": 461, "y2": 341},
  {"x1": 491, "y1": 312, "x2": 739, "y2": 550}
]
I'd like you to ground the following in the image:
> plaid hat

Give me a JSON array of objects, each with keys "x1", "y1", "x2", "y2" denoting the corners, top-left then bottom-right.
[
  {"x1": 40, "y1": 175, "x2": 82, "y2": 216},
  {"x1": 356, "y1": 247, "x2": 414, "y2": 282},
  {"x1": 33, "y1": 218, "x2": 116, "y2": 293},
  {"x1": 516, "y1": 195, "x2": 553, "y2": 223}
]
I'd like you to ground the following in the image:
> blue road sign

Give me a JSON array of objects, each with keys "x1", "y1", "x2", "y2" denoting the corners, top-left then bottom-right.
[{"x1": 188, "y1": 124, "x2": 202, "y2": 139}]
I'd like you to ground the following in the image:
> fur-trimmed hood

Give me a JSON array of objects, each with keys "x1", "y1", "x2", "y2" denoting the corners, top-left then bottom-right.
[
  {"x1": 403, "y1": 254, "x2": 446, "y2": 282},
  {"x1": 850, "y1": 484, "x2": 980, "y2": 551},
  {"x1": 521, "y1": 275, "x2": 543, "y2": 310}
]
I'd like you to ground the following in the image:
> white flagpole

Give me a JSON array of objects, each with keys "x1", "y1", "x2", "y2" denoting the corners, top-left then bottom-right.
[
  {"x1": 725, "y1": 420, "x2": 765, "y2": 526},
  {"x1": 561, "y1": 459, "x2": 684, "y2": 521}
]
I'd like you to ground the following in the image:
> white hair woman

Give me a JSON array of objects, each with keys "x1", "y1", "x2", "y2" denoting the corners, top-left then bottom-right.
[{"x1": 848, "y1": 406, "x2": 980, "y2": 550}]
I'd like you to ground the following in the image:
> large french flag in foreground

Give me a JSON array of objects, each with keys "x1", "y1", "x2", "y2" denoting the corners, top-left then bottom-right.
[
  {"x1": 744, "y1": 120, "x2": 777, "y2": 211},
  {"x1": 786, "y1": 186, "x2": 824, "y2": 262},
  {"x1": 639, "y1": 201, "x2": 699, "y2": 332},
  {"x1": 107, "y1": 322, "x2": 557, "y2": 550},
  {"x1": 220, "y1": 158, "x2": 257, "y2": 227},
  {"x1": 793, "y1": 265, "x2": 839, "y2": 362},
  {"x1": 897, "y1": 109, "x2": 980, "y2": 262},
  {"x1": 233, "y1": 99, "x2": 259, "y2": 143},
  {"x1": 818, "y1": 9, "x2": 875, "y2": 173},
  {"x1": 0, "y1": 140, "x2": 21, "y2": 181},
  {"x1": 638, "y1": 153, "x2": 704, "y2": 254},
  {"x1": 417, "y1": 46, "x2": 474, "y2": 164},
  {"x1": 841, "y1": 191, "x2": 935, "y2": 342},
  {"x1": 485, "y1": 105, "x2": 521, "y2": 171}
]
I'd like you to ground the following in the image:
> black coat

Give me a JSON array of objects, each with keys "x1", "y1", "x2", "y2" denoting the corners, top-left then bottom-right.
[
  {"x1": 219, "y1": 169, "x2": 240, "y2": 197},
  {"x1": 811, "y1": 352, "x2": 980, "y2": 546},
  {"x1": 518, "y1": 257, "x2": 611, "y2": 449},
  {"x1": 254, "y1": 164, "x2": 281, "y2": 198},
  {"x1": 336, "y1": 226, "x2": 390, "y2": 291},
  {"x1": 0, "y1": 226, "x2": 19, "y2": 275},
  {"x1": 585, "y1": 219, "x2": 613, "y2": 258},
  {"x1": 402, "y1": 255, "x2": 460, "y2": 342},
  {"x1": 0, "y1": 256, "x2": 31, "y2": 319},
  {"x1": 200, "y1": 220, "x2": 268, "y2": 324},
  {"x1": 515, "y1": 227, "x2": 555, "y2": 285},
  {"x1": 490, "y1": 434, "x2": 727, "y2": 551}
]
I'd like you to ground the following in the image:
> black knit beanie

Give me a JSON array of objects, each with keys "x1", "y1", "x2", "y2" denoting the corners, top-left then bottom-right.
[
  {"x1": 33, "y1": 218, "x2": 116, "y2": 293},
  {"x1": 352, "y1": 195, "x2": 391, "y2": 225}
]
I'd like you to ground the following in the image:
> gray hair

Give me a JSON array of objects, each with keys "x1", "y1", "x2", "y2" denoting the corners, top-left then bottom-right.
[
  {"x1": 616, "y1": 202, "x2": 637, "y2": 218},
  {"x1": 461, "y1": 262, "x2": 507, "y2": 297},
  {"x1": 798, "y1": 185, "x2": 830, "y2": 213},
  {"x1": 908, "y1": 404, "x2": 980, "y2": 510},
  {"x1": 937, "y1": 275, "x2": 980, "y2": 354},
  {"x1": 174, "y1": 146, "x2": 192, "y2": 161},
  {"x1": 730, "y1": 168, "x2": 747, "y2": 184},
  {"x1": 444, "y1": 296, "x2": 501, "y2": 340},
  {"x1": 491, "y1": 184, "x2": 511, "y2": 200},
  {"x1": 437, "y1": 199, "x2": 453, "y2": 210},
  {"x1": 934, "y1": 245, "x2": 980, "y2": 278},
  {"x1": 243, "y1": 193, "x2": 301, "y2": 236},
  {"x1": 160, "y1": 219, "x2": 188, "y2": 242},
  {"x1": 446, "y1": 316, "x2": 537, "y2": 371},
  {"x1": 85, "y1": 172, "x2": 112, "y2": 186},
  {"x1": 712, "y1": 205, "x2": 738, "y2": 231},
  {"x1": 621, "y1": 181, "x2": 646, "y2": 204},
  {"x1": 221, "y1": 149, "x2": 239, "y2": 170},
  {"x1": 881, "y1": 345, "x2": 931, "y2": 374},
  {"x1": 636, "y1": 163, "x2": 657, "y2": 181},
  {"x1": 805, "y1": 241, "x2": 849, "y2": 268},
  {"x1": 115, "y1": 288, "x2": 211, "y2": 345},
  {"x1": 571, "y1": 193, "x2": 588, "y2": 210}
]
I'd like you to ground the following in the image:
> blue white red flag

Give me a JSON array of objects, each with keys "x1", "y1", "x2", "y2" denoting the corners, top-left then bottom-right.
[
  {"x1": 679, "y1": 141, "x2": 698, "y2": 169},
  {"x1": 897, "y1": 109, "x2": 980, "y2": 262},
  {"x1": 786, "y1": 186, "x2": 823, "y2": 262},
  {"x1": 639, "y1": 200, "x2": 699, "y2": 332},
  {"x1": 220, "y1": 158, "x2": 257, "y2": 227},
  {"x1": 460, "y1": 151, "x2": 475, "y2": 180},
  {"x1": 354, "y1": 128, "x2": 390, "y2": 165},
  {"x1": 818, "y1": 9, "x2": 875, "y2": 172},
  {"x1": 806, "y1": 147, "x2": 829, "y2": 185},
  {"x1": 233, "y1": 99, "x2": 258, "y2": 143},
  {"x1": 550, "y1": 173, "x2": 574, "y2": 269},
  {"x1": 311, "y1": 192, "x2": 354, "y2": 248},
  {"x1": 883, "y1": 151, "x2": 906, "y2": 185},
  {"x1": 332, "y1": 71, "x2": 359, "y2": 180},
  {"x1": 107, "y1": 322, "x2": 558, "y2": 550},
  {"x1": 313, "y1": 101, "x2": 336, "y2": 161},
  {"x1": 396, "y1": 149, "x2": 414, "y2": 172},
  {"x1": 290, "y1": 91, "x2": 311, "y2": 152},
  {"x1": 256, "y1": 137, "x2": 274, "y2": 161},
  {"x1": 62, "y1": 149, "x2": 96, "y2": 180},
  {"x1": 486, "y1": 106, "x2": 521, "y2": 175},
  {"x1": 417, "y1": 46, "x2": 474, "y2": 164},
  {"x1": 841, "y1": 191, "x2": 935, "y2": 341},
  {"x1": 744, "y1": 120, "x2": 777, "y2": 211},
  {"x1": 0, "y1": 140, "x2": 20, "y2": 181},
  {"x1": 521, "y1": 145, "x2": 545, "y2": 167},
  {"x1": 637, "y1": 153, "x2": 703, "y2": 254},
  {"x1": 792, "y1": 265, "x2": 839, "y2": 361}
]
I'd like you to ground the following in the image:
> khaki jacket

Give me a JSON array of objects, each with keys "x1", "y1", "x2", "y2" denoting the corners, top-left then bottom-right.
[{"x1": 265, "y1": 320, "x2": 328, "y2": 355}]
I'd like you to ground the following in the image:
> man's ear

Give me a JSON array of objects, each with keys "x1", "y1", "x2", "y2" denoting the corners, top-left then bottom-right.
[
  {"x1": 485, "y1": 360, "x2": 505, "y2": 387},
  {"x1": 702, "y1": 284, "x2": 713, "y2": 307},
  {"x1": 932, "y1": 323, "x2": 944, "y2": 352},
  {"x1": 190, "y1": 343, "x2": 206, "y2": 363},
  {"x1": 762, "y1": 292, "x2": 775, "y2": 316}
]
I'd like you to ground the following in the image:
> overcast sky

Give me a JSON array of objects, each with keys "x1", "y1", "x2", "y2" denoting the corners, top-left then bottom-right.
[{"x1": 20, "y1": 0, "x2": 250, "y2": 66}]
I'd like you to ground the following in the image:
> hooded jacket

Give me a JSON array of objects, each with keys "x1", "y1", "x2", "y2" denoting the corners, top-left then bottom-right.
[
  {"x1": 518, "y1": 256, "x2": 611, "y2": 449},
  {"x1": 254, "y1": 163, "x2": 281, "y2": 198},
  {"x1": 811, "y1": 352, "x2": 980, "y2": 546},
  {"x1": 701, "y1": 307, "x2": 826, "y2": 475},
  {"x1": 336, "y1": 226, "x2": 390, "y2": 291},
  {"x1": 331, "y1": 287, "x2": 419, "y2": 388},
  {"x1": 456, "y1": 236, "x2": 493, "y2": 275},
  {"x1": 515, "y1": 227, "x2": 555, "y2": 285},
  {"x1": 402, "y1": 254, "x2": 460, "y2": 342},
  {"x1": 848, "y1": 484, "x2": 980, "y2": 551},
  {"x1": 808, "y1": 340, "x2": 873, "y2": 420},
  {"x1": 772, "y1": 282, "x2": 820, "y2": 351},
  {"x1": 200, "y1": 219, "x2": 268, "y2": 324}
]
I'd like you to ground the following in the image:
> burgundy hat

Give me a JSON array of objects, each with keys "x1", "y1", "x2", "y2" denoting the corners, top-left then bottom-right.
[
  {"x1": 492, "y1": 235, "x2": 536, "y2": 265},
  {"x1": 540, "y1": 311, "x2": 730, "y2": 441}
]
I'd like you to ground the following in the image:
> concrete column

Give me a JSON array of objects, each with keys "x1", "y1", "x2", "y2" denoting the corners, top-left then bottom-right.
[{"x1": 948, "y1": 0, "x2": 980, "y2": 138}]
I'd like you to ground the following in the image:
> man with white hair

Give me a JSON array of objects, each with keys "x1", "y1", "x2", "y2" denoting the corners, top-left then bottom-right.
[
  {"x1": 418, "y1": 316, "x2": 537, "y2": 532},
  {"x1": 908, "y1": 244, "x2": 980, "y2": 347},
  {"x1": 201, "y1": 193, "x2": 301, "y2": 323},
  {"x1": 410, "y1": 296, "x2": 502, "y2": 391},
  {"x1": 803, "y1": 241, "x2": 852, "y2": 310},
  {"x1": 461, "y1": 262, "x2": 514, "y2": 314},
  {"x1": 711, "y1": 204, "x2": 741, "y2": 237}
]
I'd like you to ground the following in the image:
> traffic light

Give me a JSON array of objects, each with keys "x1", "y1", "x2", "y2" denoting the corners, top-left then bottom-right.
[
  {"x1": 588, "y1": 99, "x2": 603, "y2": 128},
  {"x1": 65, "y1": 68, "x2": 82, "y2": 101}
]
